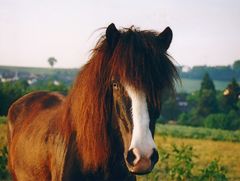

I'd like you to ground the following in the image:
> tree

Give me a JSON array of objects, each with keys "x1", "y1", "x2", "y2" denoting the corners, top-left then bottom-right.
[
  {"x1": 196, "y1": 73, "x2": 218, "y2": 116},
  {"x1": 233, "y1": 60, "x2": 240, "y2": 71},
  {"x1": 160, "y1": 97, "x2": 181, "y2": 122},
  {"x1": 203, "y1": 113, "x2": 228, "y2": 129},
  {"x1": 48, "y1": 57, "x2": 57, "y2": 68},
  {"x1": 221, "y1": 78, "x2": 240, "y2": 112},
  {"x1": 0, "y1": 80, "x2": 29, "y2": 115},
  {"x1": 200, "y1": 73, "x2": 216, "y2": 94}
]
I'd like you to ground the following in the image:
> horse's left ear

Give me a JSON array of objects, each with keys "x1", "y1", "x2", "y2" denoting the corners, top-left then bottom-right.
[
  {"x1": 158, "y1": 27, "x2": 173, "y2": 51},
  {"x1": 106, "y1": 23, "x2": 120, "y2": 50}
]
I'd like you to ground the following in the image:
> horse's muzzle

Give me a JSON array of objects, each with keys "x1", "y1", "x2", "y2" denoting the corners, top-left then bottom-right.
[{"x1": 126, "y1": 148, "x2": 159, "y2": 175}]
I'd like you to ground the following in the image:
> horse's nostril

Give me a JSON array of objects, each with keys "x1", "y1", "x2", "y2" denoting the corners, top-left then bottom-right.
[
  {"x1": 150, "y1": 149, "x2": 159, "y2": 164},
  {"x1": 126, "y1": 149, "x2": 136, "y2": 166}
]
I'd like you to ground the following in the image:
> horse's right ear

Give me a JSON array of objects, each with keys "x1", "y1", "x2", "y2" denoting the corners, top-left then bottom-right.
[{"x1": 106, "y1": 23, "x2": 120, "y2": 50}]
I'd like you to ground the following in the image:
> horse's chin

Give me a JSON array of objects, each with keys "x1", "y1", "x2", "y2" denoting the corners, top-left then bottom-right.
[
  {"x1": 126, "y1": 162, "x2": 154, "y2": 175},
  {"x1": 129, "y1": 169, "x2": 153, "y2": 175}
]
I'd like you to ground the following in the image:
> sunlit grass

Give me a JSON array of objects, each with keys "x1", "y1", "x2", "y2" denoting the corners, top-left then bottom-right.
[
  {"x1": 138, "y1": 136, "x2": 240, "y2": 181},
  {"x1": 0, "y1": 124, "x2": 7, "y2": 149},
  {"x1": 155, "y1": 124, "x2": 240, "y2": 142}
]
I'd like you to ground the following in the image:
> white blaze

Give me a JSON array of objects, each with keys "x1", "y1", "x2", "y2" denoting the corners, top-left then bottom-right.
[{"x1": 125, "y1": 85, "x2": 157, "y2": 157}]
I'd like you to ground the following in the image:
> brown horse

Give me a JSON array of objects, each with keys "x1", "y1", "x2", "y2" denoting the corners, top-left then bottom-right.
[{"x1": 7, "y1": 23, "x2": 179, "y2": 181}]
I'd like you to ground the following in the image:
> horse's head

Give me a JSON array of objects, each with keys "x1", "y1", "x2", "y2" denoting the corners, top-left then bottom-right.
[
  {"x1": 111, "y1": 80, "x2": 159, "y2": 174},
  {"x1": 106, "y1": 23, "x2": 178, "y2": 174}
]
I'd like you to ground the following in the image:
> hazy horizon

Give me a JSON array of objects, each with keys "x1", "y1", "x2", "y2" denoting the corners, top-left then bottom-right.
[{"x1": 1, "y1": 0, "x2": 240, "y2": 68}]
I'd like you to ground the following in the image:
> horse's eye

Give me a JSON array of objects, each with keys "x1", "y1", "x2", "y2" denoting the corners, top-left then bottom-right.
[{"x1": 113, "y1": 82, "x2": 119, "y2": 90}]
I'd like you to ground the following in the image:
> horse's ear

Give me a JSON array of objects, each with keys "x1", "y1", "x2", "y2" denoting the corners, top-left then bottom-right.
[
  {"x1": 158, "y1": 27, "x2": 173, "y2": 51},
  {"x1": 106, "y1": 23, "x2": 120, "y2": 50}
]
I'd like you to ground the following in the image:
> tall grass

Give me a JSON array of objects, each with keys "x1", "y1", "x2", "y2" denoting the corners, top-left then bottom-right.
[
  {"x1": 0, "y1": 117, "x2": 6, "y2": 124},
  {"x1": 155, "y1": 124, "x2": 240, "y2": 142}
]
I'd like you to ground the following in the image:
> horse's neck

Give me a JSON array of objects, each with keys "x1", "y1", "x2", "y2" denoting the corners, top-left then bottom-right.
[{"x1": 62, "y1": 130, "x2": 134, "y2": 180}]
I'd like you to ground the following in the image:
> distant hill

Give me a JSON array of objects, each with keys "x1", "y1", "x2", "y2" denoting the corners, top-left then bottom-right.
[
  {"x1": 179, "y1": 64, "x2": 240, "y2": 81},
  {"x1": 0, "y1": 65, "x2": 78, "y2": 75},
  {"x1": 0, "y1": 65, "x2": 239, "y2": 93},
  {"x1": 0, "y1": 65, "x2": 78, "y2": 85},
  {"x1": 177, "y1": 78, "x2": 231, "y2": 93}
]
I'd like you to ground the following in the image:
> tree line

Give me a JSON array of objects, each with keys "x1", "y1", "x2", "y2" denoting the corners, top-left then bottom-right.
[
  {"x1": 180, "y1": 60, "x2": 240, "y2": 81},
  {"x1": 161, "y1": 73, "x2": 240, "y2": 130},
  {"x1": 0, "y1": 79, "x2": 69, "y2": 116}
]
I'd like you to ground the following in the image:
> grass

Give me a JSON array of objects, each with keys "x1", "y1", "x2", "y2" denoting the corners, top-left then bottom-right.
[
  {"x1": 138, "y1": 136, "x2": 240, "y2": 181},
  {"x1": 0, "y1": 117, "x2": 7, "y2": 124},
  {"x1": 0, "y1": 124, "x2": 7, "y2": 149},
  {"x1": 155, "y1": 124, "x2": 240, "y2": 142}
]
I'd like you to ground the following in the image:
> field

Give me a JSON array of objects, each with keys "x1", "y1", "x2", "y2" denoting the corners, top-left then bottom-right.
[
  {"x1": 155, "y1": 124, "x2": 240, "y2": 142},
  {"x1": 1, "y1": 120, "x2": 240, "y2": 180},
  {"x1": 0, "y1": 65, "x2": 78, "y2": 75},
  {"x1": 138, "y1": 136, "x2": 240, "y2": 181},
  {"x1": 177, "y1": 78, "x2": 231, "y2": 93}
]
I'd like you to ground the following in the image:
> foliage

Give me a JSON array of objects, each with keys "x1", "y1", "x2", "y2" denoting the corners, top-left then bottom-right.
[
  {"x1": 171, "y1": 73, "x2": 240, "y2": 130},
  {"x1": 28, "y1": 80, "x2": 69, "y2": 95},
  {"x1": 0, "y1": 146, "x2": 9, "y2": 180},
  {"x1": 47, "y1": 57, "x2": 57, "y2": 68},
  {"x1": 180, "y1": 65, "x2": 238, "y2": 81},
  {"x1": 199, "y1": 159, "x2": 228, "y2": 181},
  {"x1": 200, "y1": 73, "x2": 216, "y2": 93},
  {"x1": 0, "y1": 80, "x2": 69, "y2": 116},
  {"x1": 145, "y1": 144, "x2": 228, "y2": 181},
  {"x1": 169, "y1": 144, "x2": 196, "y2": 180},
  {"x1": 203, "y1": 113, "x2": 228, "y2": 130},
  {"x1": 0, "y1": 117, "x2": 6, "y2": 124},
  {"x1": 0, "y1": 80, "x2": 29, "y2": 115},
  {"x1": 196, "y1": 73, "x2": 218, "y2": 117},
  {"x1": 160, "y1": 96, "x2": 182, "y2": 122},
  {"x1": 203, "y1": 111, "x2": 240, "y2": 130},
  {"x1": 233, "y1": 59, "x2": 240, "y2": 71},
  {"x1": 219, "y1": 78, "x2": 240, "y2": 112}
]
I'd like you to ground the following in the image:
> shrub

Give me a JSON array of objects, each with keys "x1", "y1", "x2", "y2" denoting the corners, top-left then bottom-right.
[
  {"x1": 203, "y1": 113, "x2": 228, "y2": 130},
  {"x1": 0, "y1": 146, "x2": 9, "y2": 180},
  {"x1": 169, "y1": 144, "x2": 196, "y2": 181},
  {"x1": 0, "y1": 117, "x2": 6, "y2": 124},
  {"x1": 199, "y1": 159, "x2": 228, "y2": 181},
  {"x1": 155, "y1": 144, "x2": 228, "y2": 181}
]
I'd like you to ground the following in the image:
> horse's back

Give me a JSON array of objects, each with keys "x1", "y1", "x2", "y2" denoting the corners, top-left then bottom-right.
[
  {"x1": 7, "y1": 91, "x2": 65, "y2": 180},
  {"x1": 8, "y1": 91, "x2": 65, "y2": 137}
]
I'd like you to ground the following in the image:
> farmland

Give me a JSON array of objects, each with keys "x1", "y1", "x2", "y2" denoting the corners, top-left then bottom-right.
[{"x1": 177, "y1": 78, "x2": 232, "y2": 93}]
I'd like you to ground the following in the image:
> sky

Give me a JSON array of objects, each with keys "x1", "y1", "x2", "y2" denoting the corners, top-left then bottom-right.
[{"x1": 0, "y1": 0, "x2": 240, "y2": 68}]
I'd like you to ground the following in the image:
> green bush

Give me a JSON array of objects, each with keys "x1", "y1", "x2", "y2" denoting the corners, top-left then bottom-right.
[
  {"x1": 199, "y1": 159, "x2": 228, "y2": 181},
  {"x1": 0, "y1": 117, "x2": 6, "y2": 124},
  {"x1": 203, "y1": 113, "x2": 228, "y2": 130},
  {"x1": 203, "y1": 111, "x2": 240, "y2": 130},
  {"x1": 169, "y1": 144, "x2": 196, "y2": 181},
  {"x1": 154, "y1": 144, "x2": 228, "y2": 181},
  {"x1": 0, "y1": 146, "x2": 9, "y2": 180}
]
